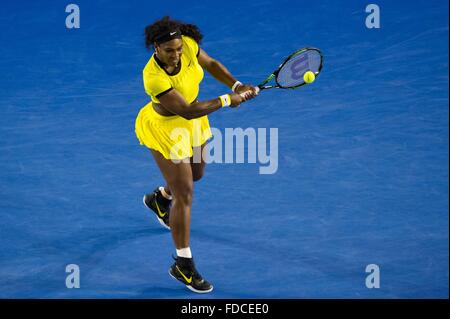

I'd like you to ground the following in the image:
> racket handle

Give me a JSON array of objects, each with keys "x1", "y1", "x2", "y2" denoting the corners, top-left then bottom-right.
[{"x1": 255, "y1": 86, "x2": 260, "y2": 94}]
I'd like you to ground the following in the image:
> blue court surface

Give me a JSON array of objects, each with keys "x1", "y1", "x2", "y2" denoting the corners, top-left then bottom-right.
[{"x1": 0, "y1": 0, "x2": 448, "y2": 299}]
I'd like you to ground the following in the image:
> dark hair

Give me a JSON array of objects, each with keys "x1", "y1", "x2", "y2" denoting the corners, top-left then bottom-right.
[{"x1": 144, "y1": 16, "x2": 203, "y2": 49}]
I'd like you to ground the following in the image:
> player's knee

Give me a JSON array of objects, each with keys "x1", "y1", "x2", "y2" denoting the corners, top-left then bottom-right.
[
  {"x1": 176, "y1": 191, "x2": 193, "y2": 206},
  {"x1": 172, "y1": 182, "x2": 193, "y2": 205}
]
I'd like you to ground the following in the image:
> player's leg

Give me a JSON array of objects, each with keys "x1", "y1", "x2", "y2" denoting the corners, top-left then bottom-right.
[
  {"x1": 190, "y1": 142, "x2": 207, "y2": 182},
  {"x1": 142, "y1": 151, "x2": 172, "y2": 229},
  {"x1": 152, "y1": 140, "x2": 208, "y2": 222},
  {"x1": 143, "y1": 142, "x2": 207, "y2": 229},
  {"x1": 150, "y1": 149, "x2": 213, "y2": 293},
  {"x1": 150, "y1": 150, "x2": 193, "y2": 248}
]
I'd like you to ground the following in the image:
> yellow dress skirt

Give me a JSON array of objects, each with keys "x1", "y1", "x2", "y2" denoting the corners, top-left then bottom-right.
[{"x1": 135, "y1": 102, "x2": 213, "y2": 160}]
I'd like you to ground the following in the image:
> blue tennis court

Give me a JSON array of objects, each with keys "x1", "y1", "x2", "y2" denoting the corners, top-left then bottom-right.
[{"x1": 0, "y1": 0, "x2": 448, "y2": 298}]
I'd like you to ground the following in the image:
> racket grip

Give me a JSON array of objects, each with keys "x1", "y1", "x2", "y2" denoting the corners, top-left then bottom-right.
[{"x1": 255, "y1": 86, "x2": 260, "y2": 94}]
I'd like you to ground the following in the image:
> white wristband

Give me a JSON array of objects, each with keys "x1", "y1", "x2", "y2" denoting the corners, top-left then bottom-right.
[
  {"x1": 231, "y1": 81, "x2": 243, "y2": 92},
  {"x1": 219, "y1": 94, "x2": 231, "y2": 107}
]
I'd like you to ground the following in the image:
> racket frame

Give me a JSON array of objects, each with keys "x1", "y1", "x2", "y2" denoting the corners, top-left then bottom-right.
[{"x1": 256, "y1": 47, "x2": 323, "y2": 91}]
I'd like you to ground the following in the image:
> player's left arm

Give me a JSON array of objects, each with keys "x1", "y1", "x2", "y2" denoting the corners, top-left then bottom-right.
[{"x1": 197, "y1": 48, "x2": 257, "y2": 96}]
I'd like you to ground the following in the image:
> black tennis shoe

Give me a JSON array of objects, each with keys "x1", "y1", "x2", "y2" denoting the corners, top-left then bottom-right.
[
  {"x1": 169, "y1": 256, "x2": 213, "y2": 293},
  {"x1": 143, "y1": 188, "x2": 171, "y2": 230}
]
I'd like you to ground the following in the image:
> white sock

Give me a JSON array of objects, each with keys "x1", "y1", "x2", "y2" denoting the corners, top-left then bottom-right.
[
  {"x1": 159, "y1": 186, "x2": 172, "y2": 200},
  {"x1": 176, "y1": 247, "x2": 192, "y2": 259}
]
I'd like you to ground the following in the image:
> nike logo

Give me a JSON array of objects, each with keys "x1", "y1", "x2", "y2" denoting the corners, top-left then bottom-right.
[
  {"x1": 154, "y1": 200, "x2": 167, "y2": 218},
  {"x1": 176, "y1": 265, "x2": 192, "y2": 283},
  {"x1": 170, "y1": 32, "x2": 177, "y2": 36}
]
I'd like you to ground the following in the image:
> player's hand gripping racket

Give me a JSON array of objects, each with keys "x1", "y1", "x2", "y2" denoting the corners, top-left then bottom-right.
[{"x1": 254, "y1": 47, "x2": 324, "y2": 94}]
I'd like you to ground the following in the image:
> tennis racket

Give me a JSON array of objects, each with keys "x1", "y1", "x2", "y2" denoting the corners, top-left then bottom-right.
[{"x1": 254, "y1": 47, "x2": 324, "y2": 94}]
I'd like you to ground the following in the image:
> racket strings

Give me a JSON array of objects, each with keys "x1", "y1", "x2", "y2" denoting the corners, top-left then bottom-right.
[{"x1": 276, "y1": 50, "x2": 322, "y2": 88}]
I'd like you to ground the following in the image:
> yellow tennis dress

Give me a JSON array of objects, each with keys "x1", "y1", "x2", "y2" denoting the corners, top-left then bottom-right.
[{"x1": 135, "y1": 36, "x2": 212, "y2": 160}]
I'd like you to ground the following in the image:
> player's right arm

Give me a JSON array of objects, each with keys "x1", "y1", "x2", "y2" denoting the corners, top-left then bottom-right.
[{"x1": 157, "y1": 89, "x2": 246, "y2": 120}]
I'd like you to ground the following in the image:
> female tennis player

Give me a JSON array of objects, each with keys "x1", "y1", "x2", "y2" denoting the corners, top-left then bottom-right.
[{"x1": 135, "y1": 16, "x2": 257, "y2": 293}]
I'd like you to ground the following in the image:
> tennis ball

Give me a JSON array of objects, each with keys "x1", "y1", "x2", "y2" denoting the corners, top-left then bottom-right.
[{"x1": 303, "y1": 71, "x2": 316, "y2": 84}]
